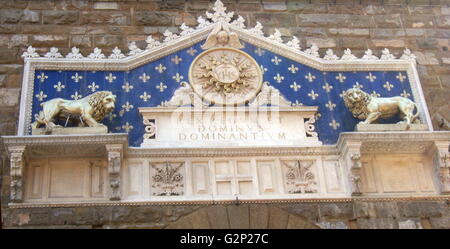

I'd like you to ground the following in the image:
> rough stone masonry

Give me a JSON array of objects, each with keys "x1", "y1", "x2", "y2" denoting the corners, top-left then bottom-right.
[{"x1": 0, "y1": 0, "x2": 450, "y2": 228}]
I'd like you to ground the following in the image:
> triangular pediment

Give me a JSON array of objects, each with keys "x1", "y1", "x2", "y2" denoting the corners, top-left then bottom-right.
[{"x1": 18, "y1": 0, "x2": 432, "y2": 147}]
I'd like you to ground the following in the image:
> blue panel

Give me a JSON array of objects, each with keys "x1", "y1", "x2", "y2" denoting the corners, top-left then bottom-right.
[{"x1": 31, "y1": 41, "x2": 414, "y2": 146}]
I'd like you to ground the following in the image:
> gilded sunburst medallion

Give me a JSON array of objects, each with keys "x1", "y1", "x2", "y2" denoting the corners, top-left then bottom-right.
[{"x1": 189, "y1": 47, "x2": 263, "y2": 105}]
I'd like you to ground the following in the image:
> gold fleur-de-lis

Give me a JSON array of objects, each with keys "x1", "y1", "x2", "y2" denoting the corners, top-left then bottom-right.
[
  {"x1": 308, "y1": 90, "x2": 319, "y2": 100},
  {"x1": 260, "y1": 65, "x2": 268, "y2": 74},
  {"x1": 288, "y1": 64, "x2": 298, "y2": 73},
  {"x1": 122, "y1": 101, "x2": 134, "y2": 112},
  {"x1": 271, "y1": 56, "x2": 281, "y2": 65},
  {"x1": 105, "y1": 73, "x2": 116, "y2": 83},
  {"x1": 371, "y1": 91, "x2": 381, "y2": 97},
  {"x1": 254, "y1": 47, "x2": 265, "y2": 56},
  {"x1": 122, "y1": 122, "x2": 133, "y2": 132},
  {"x1": 107, "y1": 112, "x2": 117, "y2": 121},
  {"x1": 156, "y1": 82, "x2": 168, "y2": 92},
  {"x1": 88, "y1": 82, "x2": 99, "y2": 92},
  {"x1": 172, "y1": 73, "x2": 184, "y2": 83},
  {"x1": 292, "y1": 100, "x2": 303, "y2": 106},
  {"x1": 322, "y1": 82, "x2": 333, "y2": 93},
  {"x1": 36, "y1": 72, "x2": 48, "y2": 83},
  {"x1": 139, "y1": 72, "x2": 150, "y2": 83},
  {"x1": 383, "y1": 81, "x2": 394, "y2": 91},
  {"x1": 353, "y1": 82, "x2": 363, "y2": 89},
  {"x1": 336, "y1": 73, "x2": 346, "y2": 83},
  {"x1": 290, "y1": 82, "x2": 301, "y2": 92},
  {"x1": 122, "y1": 82, "x2": 134, "y2": 92},
  {"x1": 187, "y1": 47, "x2": 197, "y2": 56},
  {"x1": 273, "y1": 73, "x2": 284, "y2": 83},
  {"x1": 71, "y1": 91, "x2": 82, "y2": 100},
  {"x1": 53, "y1": 81, "x2": 65, "y2": 92},
  {"x1": 339, "y1": 90, "x2": 346, "y2": 98},
  {"x1": 366, "y1": 72, "x2": 376, "y2": 82},
  {"x1": 71, "y1": 73, "x2": 83, "y2": 83},
  {"x1": 171, "y1": 55, "x2": 182, "y2": 64},
  {"x1": 305, "y1": 72, "x2": 316, "y2": 82},
  {"x1": 396, "y1": 72, "x2": 406, "y2": 82},
  {"x1": 140, "y1": 92, "x2": 151, "y2": 102},
  {"x1": 329, "y1": 119, "x2": 340, "y2": 130},
  {"x1": 155, "y1": 63, "x2": 167, "y2": 73},
  {"x1": 400, "y1": 90, "x2": 411, "y2": 98},
  {"x1": 325, "y1": 100, "x2": 336, "y2": 111},
  {"x1": 35, "y1": 91, "x2": 47, "y2": 101}
]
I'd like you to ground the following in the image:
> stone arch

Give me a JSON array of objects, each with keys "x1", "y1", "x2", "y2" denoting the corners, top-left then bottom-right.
[{"x1": 165, "y1": 204, "x2": 319, "y2": 229}]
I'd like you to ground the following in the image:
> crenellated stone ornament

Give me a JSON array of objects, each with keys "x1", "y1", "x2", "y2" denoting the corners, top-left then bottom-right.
[
  {"x1": 88, "y1": 47, "x2": 105, "y2": 59},
  {"x1": 66, "y1": 47, "x2": 84, "y2": 59},
  {"x1": 45, "y1": 47, "x2": 62, "y2": 58},
  {"x1": 22, "y1": 46, "x2": 39, "y2": 58}
]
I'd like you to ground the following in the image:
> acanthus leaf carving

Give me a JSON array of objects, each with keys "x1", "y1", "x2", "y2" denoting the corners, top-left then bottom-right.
[
  {"x1": 304, "y1": 43, "x2": 320, "y2": 58},
  {"x1": 361, "y1": 49, "x2": 379, "y2": 60},
  {"x1": 205, "y1": 0, "x2": 234, "y2": 23},
  {"x1": 249, "y1": 21, "x2": 264, "y2": 36},
  {"x1": 128, "y1": 41, "x2": 143, "y2": 56},
  {"x1": 22, "y1": 46, "x2": 39, "y2": 58},
  {"x1": 286, "y1": 36, "x2": 301, "y2": 51},
  {"x1": 109, "y1": 47, "x2": 125, "y2": 59},
  {"x1": 88, "y1": 47, "x2": 105, "y2": 59},
  {"x1": 44, "y1": 47, "x2": 62, "y2": 58},
  {"x1": 66, "y1": 47, "x2": 84, "y2": 59},
  {"x1": 323, "y1": 49, "x2": 339, "y2": 60},
  {"x1": 282, "y1": 160, "x2": 318, "y2": 194},
  {"x1": 380, "y1": 48, "x2": 396, "y2": 60},
  {"x1": 151, "y1": 162, "x2": 184, "y2": 196},
  {"x1": 145, "y1": 35, "x2": 161, "y2": 50},
  {"x1": 340, "y1": 48, "x2": 357, "y2": 61}
]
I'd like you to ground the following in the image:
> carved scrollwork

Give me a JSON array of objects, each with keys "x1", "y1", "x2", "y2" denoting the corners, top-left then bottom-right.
[
  {"x1": 304, "y1": 116, "x2": 318, "y2": 137},
  {"x1": 143, "y1": 118, "x2": 156, "y2": 139},
  {"x1": 8, "y1": 146, "x2": 26, "y2": 203},
  {"x1": 106, "y1": 144, "x2": 122, "y2": 201}
]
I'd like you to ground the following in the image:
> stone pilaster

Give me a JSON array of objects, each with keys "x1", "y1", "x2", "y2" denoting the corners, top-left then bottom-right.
[
  {"x1": 105, "y1": 144, "x2": 123, "y2": 201},
  {"x1": 433, "y1": 141, "x2": 450, "y2": 194},
  {"x1": 7, "y1": 145, "x2": 26, "y2": 203},
  {"x1": 340, "y1": 141, "x2": 362, "y2": 196}
]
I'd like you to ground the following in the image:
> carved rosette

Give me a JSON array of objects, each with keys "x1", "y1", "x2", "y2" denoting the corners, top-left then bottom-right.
[
  {"x1": 151, "y1": 162, "x2": 184, "y2": 196},
  {"x1": 282, "y1": 160, "x2": 318, "y2": 194},
  {"x1": 106, "y1": 144, "x2": 123, "y2": 200},
  {"x1": 189, "y1": 48, "x2": 263, "y2": 105},
  {"x1": 8, "y1": 146, "x2": 26, "y2": 202}
]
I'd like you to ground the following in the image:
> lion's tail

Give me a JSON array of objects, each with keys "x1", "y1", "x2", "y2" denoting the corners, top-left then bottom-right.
[{"x1": 412, "y1": 101, "x2": 420, "y2": 123}]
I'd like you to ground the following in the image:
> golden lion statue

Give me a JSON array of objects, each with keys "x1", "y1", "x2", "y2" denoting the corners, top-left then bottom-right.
[
  {"x1": 32, "y1": 91, "x2": 116, "y2": 130},
  {"x1": 342, "y1": 88, "x2": 420, "y2": 125}
]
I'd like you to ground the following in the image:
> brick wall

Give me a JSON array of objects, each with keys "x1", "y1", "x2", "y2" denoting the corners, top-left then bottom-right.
[{"x1": 1, "y1": 0, "x2": 450, "y2": 228}]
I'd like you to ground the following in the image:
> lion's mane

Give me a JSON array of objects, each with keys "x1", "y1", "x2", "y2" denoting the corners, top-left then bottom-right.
[
  {"x1": 88, "y1": 91, "x2": 114, "y2": 121},
  {"x1": 342, "y1": 88, "x2": 371, "y2": 120}
]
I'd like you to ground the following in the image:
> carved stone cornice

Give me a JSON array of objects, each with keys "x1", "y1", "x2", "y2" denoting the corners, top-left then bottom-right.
[
  {"x1": 7, "y1": 196, "x2": 450, "y2": 209},
  {"x1": 337, "y1": 131, "x2": 450, "y2": 154},
  {"x1": 2, "y1": 134, "x2": 128, "y2": 159},
  {"x1": 2, "y1": 134, "x2": 128, "y2": 146},
  {"x1": 127, "y1": 145, "x2": 337, "y2": 158}
]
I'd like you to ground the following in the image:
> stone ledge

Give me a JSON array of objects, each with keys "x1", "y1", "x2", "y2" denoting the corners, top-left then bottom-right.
[
  {"x1": 31, "y1": 126, "x2": 107, "y2": 135},
  {"x1": 356, "y1": 123, "x2": 429, "y2": 132}
]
